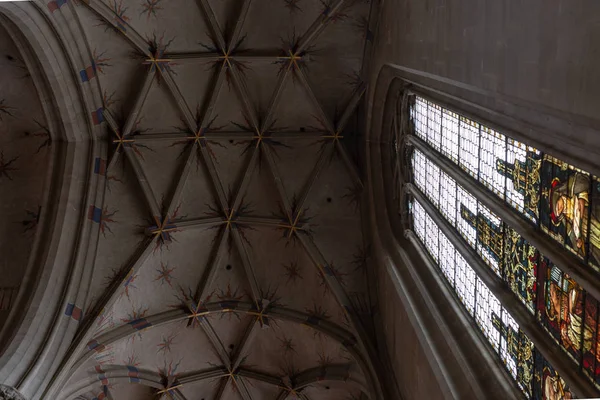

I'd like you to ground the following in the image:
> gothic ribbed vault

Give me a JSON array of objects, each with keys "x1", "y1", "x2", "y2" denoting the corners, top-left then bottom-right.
[{"x1": 47, "y1": 0, "x2": 378, "y2": 399}]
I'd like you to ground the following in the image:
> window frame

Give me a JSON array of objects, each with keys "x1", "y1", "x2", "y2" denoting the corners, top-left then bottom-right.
[{"x1": 370, "y1": 64, "x2": 600, "y2": 400}]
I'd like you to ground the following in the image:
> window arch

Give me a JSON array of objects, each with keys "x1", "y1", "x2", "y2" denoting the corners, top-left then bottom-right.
[{"x1": 399, "y1": 92, "x2": 600, "y2": 399}]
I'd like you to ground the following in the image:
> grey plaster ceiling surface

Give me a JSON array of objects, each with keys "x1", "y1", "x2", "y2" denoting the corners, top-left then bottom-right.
[
  {"x1": 0, "y1": 23, "x2": 51, "y2": 320},
  {"x1": 64, "y1": 0, "x2": 375, "y2": 399}
]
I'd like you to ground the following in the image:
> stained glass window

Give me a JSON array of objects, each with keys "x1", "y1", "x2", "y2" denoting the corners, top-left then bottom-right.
[
  {"x1": 504, "y1": 227, "x2": 539, "y2": 313},
  {"x1": 414, "y1": 97, "x2": 428, "y2": 141},
  {"x1": 441, "y1": 108, "x2": 460, "y2": 163},
  {"x1": 498, "y1": 309, "x2": 534, "y2": 394},
  {"x1": 533, "y1": 352, "x2": 576, "y2": 399},
  {"x1": 479, "y1": 126, "x2": 506, "y2": 198},
  {"x1": 439, "y1": 170, "x2": 457, "y2": 223},
  {"x1": 455, "y1": 251, "x2": 476, "y2": 314},
  {"x1": 475, "y1": 276, "x2": 502, "y2": 351},
  {"x1": 538, "y1": 257, "x2": 585, "y2": 362},
  {"x1": 583, "y1": 294, "x2": 600, "y2": 385},
  {"x1": 411, "y1": 97, "x2": 600, "y2": 273},
  {"x1": 439, "y1": 230, "x2": 456, "y2": 287},
  {"x1": 426, "y1": 158, "x2": 441, "y2": 208},
  {"x1": 590, "y1": 176, "x2": 600, "y2": 270},
  {"x1": 406, "y1": 94, "x2": 600, "y2": 396},
  {"x1": 504, "y1": 139, "x2": 541, "y2": 222},
  {"x1": 459, "y1": 116, "x2": 480, "y2": 179},
  {"x1": 540, "y1": 155, "x2": 591, "y2": 259},
  {"x1": 426, "y1": 101, "x2": 442, "y2": 151},
  {"x1": 457, "y1": 184, "x2": 477, "y2": 247},
  {"x1": 476, "y1": 203, "x2": 504, "y2": 276},
  {"x1": 411, "y1": 198, "x2": 535, "y2": 397}
]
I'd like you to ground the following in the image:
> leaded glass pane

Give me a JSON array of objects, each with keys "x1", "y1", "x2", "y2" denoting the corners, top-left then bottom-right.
[
  {"x1": 414, "y1": 97, "x2": 428, "y2": 140},
  {"x1": 439, "y1": 170, "x2": 457, "y2": 224},
  {"x1": 475, "y1": 277, "x2": 502, "y2": 351},
  {"x1": 459, "y1": 116, "x2": 479, "y2": 179},
  {"x1": 441, "y1": 108, "x2": 460, "y2": 162},
  {"x1": 439, "y1": 230, "x2": 456, "y2": 286},
  {"x1": 539, "y1": 257, "x2": 583, "y2": 361},
  {"x1": 583, "y1": 294, "x2": 600, "y2": 384},
  {"x1": 541, "y1": 155, "x2": 590, "y2": 259},
  {"x1": 497, "y1": 309, "x2": 534, "y2": 397},
  {"x1": 499, "y1": 309, "x2": 519, "y2": 378},
  {"x1": 479, "y1": 126, "x2": 506, "y2": 197},
  {"x1": 476, "y1": 203, "x2": 504, "y2": 276},
  {"x1": 426, "y1": 101, "x2": 442, "y2": 151},
  {"x1": 455, "y1": 252, "x2": 476, "y2": 314},
  {"x1": 457, "y1": 184, "x2": 477, "y2": 247},
  {"x1": 504, "y1": 227, "x2": 538, "y2": 313},
  {"x1": 413, "y1": 200, "x2": 426, "y2": 242},
  {"x1": 504, "y1": 139, "x2": 541, "y2": 222},
  {"x1": 412, "y1": 149, "x2": 427, "y2": 193},
  {"x1": 425, "y1": 158, "x2": 441, "y2": 207},
  {"x1": 425, "y1": 212, "x2": 439, "y2": 262},
  {"x1": 411, "y1": 197, "x2": 541, "y2": 398},
  {"x1": 590, "y1": 176, "x2": 600, "y2": 270},
  {"x1": 407, "y1": 95, "x2": 600, "y2": 394},
  {"x1": 533, "y1": 352, "x2": 576, "y2": 399}
]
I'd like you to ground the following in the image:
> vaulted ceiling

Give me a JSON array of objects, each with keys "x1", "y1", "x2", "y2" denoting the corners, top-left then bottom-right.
[
  {"x1": 0, "y1": 22, "x2": 51, "y2": 326},
  {"x1": 58, "y1": 0, "x2": 377, "y2": 399}
]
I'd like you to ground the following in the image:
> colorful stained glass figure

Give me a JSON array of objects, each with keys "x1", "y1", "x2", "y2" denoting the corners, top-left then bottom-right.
[
  {"x1": 541, "y1": 155, "x2": 591, "y2": 259},
  {"x1": 411, "y1": 197, "x2": 544, "y2": 398},
  {"x1": 407, "y1": 94, "x2": 600, "y2": 393},
  {"x1": 504, "y1": 227, "x2": 539, "y2": 313},
  {"x1": 495, "y1": 310, "x2": 534, "y2": 396},
  {"x1": 538, "y1": 257, "x2": 584, "y2": 361},
  {"x1": 588, "y1": 176, "x2": 600, "y2": 270},
  {"x1": 582, "y1": 293, "x2": 600, "y2": 384},
  {"x1": 502, "y1": 139, "x2": 542, "y2": 222},
  {"x1": 533, "y1": 351, "x2": 575, "y2": 400}
]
